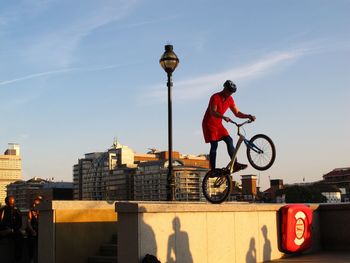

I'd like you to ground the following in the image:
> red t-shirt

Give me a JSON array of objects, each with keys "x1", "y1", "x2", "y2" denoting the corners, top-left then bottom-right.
[{"x1": 202, "y1": 92, "x2": 237, "y2": 143}]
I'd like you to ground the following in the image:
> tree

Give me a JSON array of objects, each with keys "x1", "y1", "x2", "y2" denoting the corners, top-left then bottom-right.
[{"x1": 284, "y1": 185, "x2": 326, "y2": 203}]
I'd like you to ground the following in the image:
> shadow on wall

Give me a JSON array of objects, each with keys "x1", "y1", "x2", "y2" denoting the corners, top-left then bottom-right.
[
  {"x1": 139, "y1": 211, "x2": 158, "y2": 258},
  {"x1": 245, "y1": 226, "x2": 272, "y2": 263},
  {"x1": 262, "y1": 225, "x2": 272, "y2": 262},
  {"x1": 246, "y1": 237, "x2": 257, "y2": 263},
  {"x1": 139, "y1": 210, "x2": 193, "y2": 263},
  {"x1": 167, "y1": 216, "x2": 193, "y2": 263},
  {"x1": 140, "y1": 213, "x2": 193, "y2": 263}
]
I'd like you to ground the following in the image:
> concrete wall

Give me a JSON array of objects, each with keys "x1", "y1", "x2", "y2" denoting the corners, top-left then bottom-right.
[
  {"x1": 116, "y1": 202, "x2": 320, "y2": 263},
  {"x1": 34, "y1": 201, "x2": 350, "y2": 263},
  {"x1": 318, "y1": 203, "x2": 350, "y2": 250},
  {"x1": 37, "y1": 200, "x2": 117, "y2": 263}
]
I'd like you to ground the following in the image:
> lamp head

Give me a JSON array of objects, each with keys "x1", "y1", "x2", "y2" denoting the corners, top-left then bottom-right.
[{"x1": 160, "y1": 45, "x2": 179, "y2": 74}]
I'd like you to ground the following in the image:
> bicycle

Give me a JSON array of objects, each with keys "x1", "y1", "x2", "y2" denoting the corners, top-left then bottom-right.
[{"x1": 202, "y1": 120, "x2": 276, "y2": 204}]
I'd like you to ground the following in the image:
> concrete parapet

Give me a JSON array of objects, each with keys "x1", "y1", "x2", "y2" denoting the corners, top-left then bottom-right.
[
  {"x1": 37, "y1": 200, "x2": 117, "y2": 263},
  {"x1": 318, "y1": 203, "x2": 350, "y2": 251},
  {"x1": 115, "y1": 202, "x2": 321, "y2": 263},
  {"x1": 33, "y1": 201, "x2": 350, "y2": 263}
]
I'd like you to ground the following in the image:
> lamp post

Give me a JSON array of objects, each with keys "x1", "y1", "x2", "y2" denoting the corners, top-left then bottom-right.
[{"x1": 159, "y1": 44, "x2": 179, "y2": 201}]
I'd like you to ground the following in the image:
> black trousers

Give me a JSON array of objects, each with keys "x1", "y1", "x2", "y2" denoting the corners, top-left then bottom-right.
[
  {"x1": 209, "y1": 135, "x2": 235, "y2": 169},
  {"x1": 27, "y1": 235, "x2": 38, "y2": 262}
]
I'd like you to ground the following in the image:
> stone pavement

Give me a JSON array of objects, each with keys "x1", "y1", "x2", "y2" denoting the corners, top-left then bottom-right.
[{"x1": 269, "y1": 251, "x2": 350, "y2": 262}]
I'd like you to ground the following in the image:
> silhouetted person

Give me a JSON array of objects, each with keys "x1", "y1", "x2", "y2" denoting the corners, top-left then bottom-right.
[
  {"x1": 261, "y1": 225, "x2": 271, "y2": 262},
  {"x1": 0, "y1": 196, "x2": 23, "y2": 262},
  {"x1": 245, "y1": 238, "x2": 256, "y2": 263},
  {"x1": 167, "y1": 217, "x2": 193, "y2": 263},
  {"x1": 26, "y1": 196, "x2": 42, "y2": 263}
]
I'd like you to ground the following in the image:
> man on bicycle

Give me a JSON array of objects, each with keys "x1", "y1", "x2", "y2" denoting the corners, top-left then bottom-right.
[{"x1": 202, "y1": 80, "x2": 256, "y2": 172}]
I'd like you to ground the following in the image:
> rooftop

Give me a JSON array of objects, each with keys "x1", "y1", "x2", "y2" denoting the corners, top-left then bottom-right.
[{"x1": 324, "y1": 167, "x2": 350, "y2": 178}]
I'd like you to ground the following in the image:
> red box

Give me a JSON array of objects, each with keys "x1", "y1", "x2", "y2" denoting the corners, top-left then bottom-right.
[{"x1": 280, "y1": 204, "x2": 313, "y2": 253}]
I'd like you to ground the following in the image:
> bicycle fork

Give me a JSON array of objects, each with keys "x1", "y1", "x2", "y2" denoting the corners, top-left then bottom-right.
[{"x1": 244, "y1": 139, "x2": 264, "y2": 154}]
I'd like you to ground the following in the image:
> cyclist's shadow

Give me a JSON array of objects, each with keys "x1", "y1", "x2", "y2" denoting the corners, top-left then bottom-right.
[{"x1": 166, "y1": 217, "x2": 193, "y2": 263}]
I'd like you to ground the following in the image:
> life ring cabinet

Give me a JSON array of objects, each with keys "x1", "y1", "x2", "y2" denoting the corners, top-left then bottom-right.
[{"x1": 279, "y1": 204, "x2": 313, "y2": 253}]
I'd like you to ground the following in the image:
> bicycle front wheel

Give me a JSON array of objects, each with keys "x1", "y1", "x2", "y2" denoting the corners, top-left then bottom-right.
[
  {"x1": 246, "y1": 134, "x2": 276, "y2": 171},
  {"x1": 202, "y1": 169, "x2": 232, "y2": 204}
]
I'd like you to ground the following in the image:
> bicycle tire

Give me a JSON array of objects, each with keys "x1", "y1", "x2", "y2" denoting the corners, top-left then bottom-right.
[
  {"x1": 246, "y1": 134, "x2": 276, "y2": 171},
  {"x1": 202, "y1": 169, "x2": 232, "y2": 204}
]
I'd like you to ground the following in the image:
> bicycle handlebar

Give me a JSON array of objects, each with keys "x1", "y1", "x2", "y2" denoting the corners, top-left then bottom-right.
[{"x1": 230, "y1": 119, "x2": 253, "y2": 127}]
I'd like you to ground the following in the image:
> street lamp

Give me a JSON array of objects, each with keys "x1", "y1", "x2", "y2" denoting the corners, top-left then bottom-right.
[{"x1": 159, "y1": 44, "x2": 179, "y2": 201}]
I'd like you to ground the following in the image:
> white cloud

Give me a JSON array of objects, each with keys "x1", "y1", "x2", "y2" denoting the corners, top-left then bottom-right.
[
  {"x1": 143, "y1": 48, "x2": 307, "y2": 104},
  {"x1": 0, "y1": 68, "x2": 77, "y2": 86},
  {"x1": 0, "y1": 63, "x2": 133, "y2": 87},
  {"x1": 20, "y1": 0, "x2": 139, "y2": 67}
]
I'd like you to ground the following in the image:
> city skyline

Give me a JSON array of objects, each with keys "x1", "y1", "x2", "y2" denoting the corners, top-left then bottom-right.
[{"x1": 1, "y1": 1, "x2": 349, "y2": 191}]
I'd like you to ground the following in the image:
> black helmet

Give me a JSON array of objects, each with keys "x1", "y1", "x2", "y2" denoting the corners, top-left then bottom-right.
[{"x1": 223, "y1": 80, "x2": 237, "y2": 93}]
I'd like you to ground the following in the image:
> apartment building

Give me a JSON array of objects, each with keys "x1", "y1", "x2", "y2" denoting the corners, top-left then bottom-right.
[
  {"x1": 73, "y1": 141, "x2": 209, "y2": 201},
  {"x1": 6, "y1": 177, "x2": 73, "y2": 210},
  {"x1": 0, "y1": 143, "x2": 22, "y2": 204}
]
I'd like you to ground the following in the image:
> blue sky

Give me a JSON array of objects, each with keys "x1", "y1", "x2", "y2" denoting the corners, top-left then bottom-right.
[{"x1": 1, "y1": 0, "x2": 349, "y2": 190}]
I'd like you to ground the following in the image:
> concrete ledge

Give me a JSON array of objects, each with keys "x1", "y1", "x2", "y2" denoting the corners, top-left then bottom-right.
[
  {"x1": 115, "y1": 201, "x2": 321, "y2": 213},
  {"x1": 39, "y1": 200, "x2": 116, "y2": 210},
  {"x1": 32, "y1": 201, "x2": 348, "y2": 263},
  {"x1": 115, "y1": 202, "x2": 322, "y2": 263}
]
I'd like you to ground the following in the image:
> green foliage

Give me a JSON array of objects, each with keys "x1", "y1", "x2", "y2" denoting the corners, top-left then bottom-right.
[{"x1": 285, "y1": 185, "x2": 327, "y2": 203}]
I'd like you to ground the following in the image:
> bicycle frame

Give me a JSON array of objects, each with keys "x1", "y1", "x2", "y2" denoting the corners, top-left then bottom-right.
[
  {"x1": 203, "y1": 120, "x2": 275, "y2": 203},
  {"x1": 227, "y1": 134, "x2": 245, "y2": 174},
  {"x1": 226, "y1": 120, "x2": 264, "y2": 174}
]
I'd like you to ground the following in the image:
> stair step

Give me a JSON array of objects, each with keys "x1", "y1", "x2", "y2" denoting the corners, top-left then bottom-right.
[
  {"x1": 100, "y1": 244, "x2": 118, "y2": 256},
  {"x1": 88, "y1": 255, "x2": 117, "y2": 263}
]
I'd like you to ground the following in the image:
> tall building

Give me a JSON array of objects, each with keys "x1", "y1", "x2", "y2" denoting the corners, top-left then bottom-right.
[
  {"x1": 0, "y1": 143, "x2": 22, "y2": 204},
  {"x1": 241, "y1": 175, "x2": 257, "y2": 201},
  {"x1": 73, "y1": 141, "x2": 209, "y2": 201},
  {"x1": 133, "y1": 160, "x2": 207, "y2": 201},
  {"x1": 262, "y1": 179, "x2": 284, "y2": 202},
  {"x1": 7, "y1": 177, "x2": 73, "y2": 210}
]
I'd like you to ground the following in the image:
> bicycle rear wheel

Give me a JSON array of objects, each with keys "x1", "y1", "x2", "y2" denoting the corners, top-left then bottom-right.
[
  {"x1": 202, "y1": 169, "x2": 232, "y2": 204},
  {"x1": 246, "y1": 134, "x2": 276, "y2": 171}
]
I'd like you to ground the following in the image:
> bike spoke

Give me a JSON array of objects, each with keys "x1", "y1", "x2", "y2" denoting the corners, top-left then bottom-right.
[
  {"x1": 203, "y1": 172, "x2": 231, "y2": 203},
  {"x1": 251, "y1": 145, "x2": 270, "y2": 165},
  {"x1": 247, "y1": 134, "x2": 276, "y2": 171}
]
